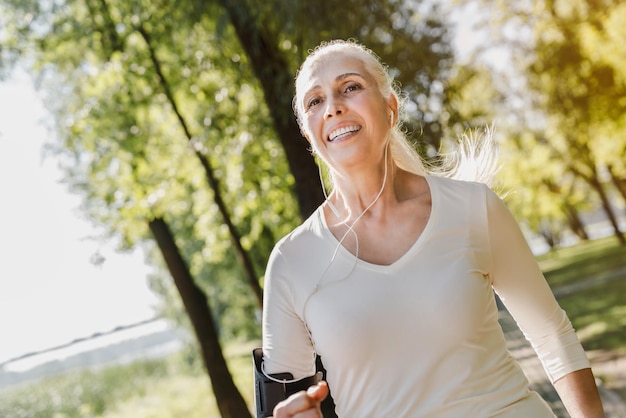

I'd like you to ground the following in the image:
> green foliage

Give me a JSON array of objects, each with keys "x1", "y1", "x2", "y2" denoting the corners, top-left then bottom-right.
[
  {"x1": 0, "y1": 342, "x2": 259, "y2": 418},
  {"x1": 527, "y1": 0, "x2": 626, "y2": 178},
  {"x1": 285, "y1": 0, "x2": 475, "y2": 150},
  {"x1": 1, "y1": 0, "x2": 304, "y2": 338},
  {"x1": 522, "y1": 0, "x2": 626, "y2": 244},
  {"x1": 499, "y1": 130, "x2": 595, "y2": 235},
  {"x1": 0, "y1": 0, "x2": 481, "y2": 341},
  {"x1": 0, "y1": 359, "x2": 168, "y2": 418},
  {"x1": 458, "y1": 0, "x2": 626, "y2": 242},
  {"x1": 225, "y1": 0, "x2": 492, "y2": 152}
]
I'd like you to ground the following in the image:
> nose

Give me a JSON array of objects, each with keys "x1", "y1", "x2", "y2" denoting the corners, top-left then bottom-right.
[{"x1": 324, "y1": 97, "x2": 344, "y2": 120}]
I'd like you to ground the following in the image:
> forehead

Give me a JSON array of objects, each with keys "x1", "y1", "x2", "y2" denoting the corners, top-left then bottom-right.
[{"x1": 298, "y1": 55, "x2": 371, "y2": 94}]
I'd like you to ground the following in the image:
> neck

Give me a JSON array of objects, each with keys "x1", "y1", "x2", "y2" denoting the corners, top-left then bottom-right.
[{"x1": 327, "y1": 146, "x2": 397, "y2": 222}]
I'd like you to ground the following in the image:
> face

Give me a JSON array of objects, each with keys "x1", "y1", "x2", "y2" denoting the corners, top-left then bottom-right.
[{"x1": 298, "y1": 55, "x2": 397, "y2": 170}]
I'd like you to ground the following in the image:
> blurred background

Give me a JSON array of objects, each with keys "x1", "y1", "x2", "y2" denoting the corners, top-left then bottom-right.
[{"x1": 0, "y1": 0, "x2": 625, "y2": 417}]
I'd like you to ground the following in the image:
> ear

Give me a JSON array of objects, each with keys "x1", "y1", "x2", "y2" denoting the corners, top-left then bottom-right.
[
  {"x1": 303, "y1": 133, "x2": 312, "y2": 144},
  {"x1": 388, "y1": 94, "x2": 399, "y2": 125}
]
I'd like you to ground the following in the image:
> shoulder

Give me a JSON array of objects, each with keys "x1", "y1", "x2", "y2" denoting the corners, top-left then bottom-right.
[
  {"x1": 273, "y1": 207, "x2": 325, "y2": 252},
  {"x1": 267, "y1": 207, "x2": 327, "y2": 270},
  {"x1": 264, "y1": 206, "x2": 332, "y2": 299},
  {"x1": 426, "y1": 174, "x2": 494, "y2": 203},
  {"x1": 426, "y1": 175, "x2": 502, "y2": 238}
]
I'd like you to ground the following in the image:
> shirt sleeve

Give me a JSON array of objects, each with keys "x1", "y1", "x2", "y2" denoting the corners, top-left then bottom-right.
[
  {"x1": 484, "y1": 186, "x2": 591, "y2": 383},
  {"x1": 262, "y1": 245, "x2": 317, "y2": 379}
]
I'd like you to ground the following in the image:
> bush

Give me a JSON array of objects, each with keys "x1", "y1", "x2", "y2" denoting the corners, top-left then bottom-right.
[{"x1": 0, "y1": 359, "x2": 168, "y2": 418}]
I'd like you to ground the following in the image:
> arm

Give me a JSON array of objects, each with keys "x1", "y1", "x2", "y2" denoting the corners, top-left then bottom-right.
[
  {"x1": 484, "y1": 188, "x2": 604, "y2": 417},
  {"x1": 262, "y1": 246, "x2": 317, "y2": 378},
  {"x1": 554, "y1": 369, "x2": 605, "y2": 418}
]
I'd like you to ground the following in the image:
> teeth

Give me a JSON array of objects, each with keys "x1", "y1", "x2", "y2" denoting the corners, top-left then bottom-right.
[{"x1": 329, "y1": 125, "x2": 361, "y2": 141}]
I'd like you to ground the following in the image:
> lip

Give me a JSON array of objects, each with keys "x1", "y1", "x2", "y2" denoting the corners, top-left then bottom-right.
[{"x1": 326, "y1": 124, "x2": 362, "y2": 142}]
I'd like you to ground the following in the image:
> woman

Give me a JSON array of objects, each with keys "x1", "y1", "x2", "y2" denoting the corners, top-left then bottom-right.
[{"x1": 262, "y1": 39, "x2": 605, "y2": 417}]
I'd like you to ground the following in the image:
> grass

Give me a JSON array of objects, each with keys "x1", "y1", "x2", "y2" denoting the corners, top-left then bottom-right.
[
  {"x1": 0, "y1": 341, "x2": 259, "y2": 418},
  {"x1": 100, "y1": 340, "x2": 259, "y2": 418},
  {"x1": 1, "y1": 237, "x2": 624, "y2": 417},
  {"x1": 537, "y1": 236, "x2": 626, "y2": 288},
  {"x1": 557, "y1": 277, "x2": 626, "y2": 351},
  {"x1": 537, "y1": 236, "x2": 626, "y2": 352},
  {"x1": 101, "y1": 371, "x2": 217, "y2": 418},
  {"x1": 538, "y1": 235, "x2": 626, "y2": 401},
  {"x1": 0, "y1": 359, "x2": 170, "y2": 418}
]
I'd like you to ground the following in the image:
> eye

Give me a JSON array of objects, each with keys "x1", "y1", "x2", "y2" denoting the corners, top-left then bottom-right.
[
  {"x1": 344, "y1": 82, "x2": 362, "y2": 93},
  {"x1": 306, "y1": 97, "x2": 322, "y2": 110}
]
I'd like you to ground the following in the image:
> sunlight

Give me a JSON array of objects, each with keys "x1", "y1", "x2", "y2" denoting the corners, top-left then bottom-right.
[{"x1": 0, "y1": 69, "x2": 159, "y2": 367}]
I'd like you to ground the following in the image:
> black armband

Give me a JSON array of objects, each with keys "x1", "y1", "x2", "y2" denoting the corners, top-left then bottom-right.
[{"x1": 253, "y1": 347, "x2": 322, "y2": 418}]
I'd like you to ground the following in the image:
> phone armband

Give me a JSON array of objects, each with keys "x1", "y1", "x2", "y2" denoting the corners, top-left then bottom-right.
[{"x1": 252, "y1": 347, "x2": 322, "y2": 418}]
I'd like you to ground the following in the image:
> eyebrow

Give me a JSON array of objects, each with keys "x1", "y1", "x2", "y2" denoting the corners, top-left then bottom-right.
[
  {"x1": 303, "y1": 72, "x2": 366, "y2": 101},
  {"x1": 336, "y1": 72, "x2": 363, "y2": 81}
]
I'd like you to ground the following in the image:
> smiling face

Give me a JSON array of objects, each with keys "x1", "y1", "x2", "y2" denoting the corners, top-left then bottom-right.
[{"x1": 296, "y1": 54, "x2": 397, "y2": 171}]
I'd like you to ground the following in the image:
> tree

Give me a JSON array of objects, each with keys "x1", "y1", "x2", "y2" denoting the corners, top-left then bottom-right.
[
  {"x1": 215, "y1": 0, "x2": 473, "y2": 215},
  {"x1": 134, "y1": 21, "x2": 263, "y2": 306},
  {"x1": 149, "y1": 217, "x2": 251, "y2": 417},
  {"x1": 458, "y1": 0, "x2": 626, "y2": 245},
  {"x1": 497, "y1": 130, "x2": 595, "y2": 248},
  {"x1": 0, "y1": 0, "x2": 278, "y2": 414},
  {"x1": 528, "y1": 0, "x2": 626, "y2": 245},
  {"x1": 1, "y1": 1, "x2": 483, "y2": 415}
]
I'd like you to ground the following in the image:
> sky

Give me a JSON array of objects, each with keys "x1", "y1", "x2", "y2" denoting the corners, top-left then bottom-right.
[{"x1": 0, "y1": 68, "x2": 160, "y2": 367}]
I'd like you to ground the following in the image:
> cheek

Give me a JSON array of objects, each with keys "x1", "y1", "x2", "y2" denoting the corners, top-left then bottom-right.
[{"x1": 303, "y1": 116, "x2": 323, "y2": 142}]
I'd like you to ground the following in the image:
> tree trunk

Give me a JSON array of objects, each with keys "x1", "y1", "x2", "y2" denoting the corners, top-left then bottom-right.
[
  {"x1": 565, "y1": 205, "x2": 589, "y2": 241},
  {"x1": 539, "y1": 223, "x2": 559, "y2": 250},
  {"x1": 215, "y1": 0, "x2": 325, "y2": 219},
  {"x1": 541, "y1": 232, "x2": 557, "y2": 250},
  {"x1": 541, "y1": 179, "x2": 589, "y2": 241},
  {"x1": 567, "y1": 152, "x2": 626, "y2": 246},
  {"x1": 212, "y1": 5, "x2": 338, "y2": 416},
  {"x1": 608, "y1": 164, "x2": 626, "y2": 214},
  {"x1": 587, "y1": 177, "x2": 626, "y2": 245},
  {"x1": 149, "y1": 217, "x2": 252, "y2": 418}
]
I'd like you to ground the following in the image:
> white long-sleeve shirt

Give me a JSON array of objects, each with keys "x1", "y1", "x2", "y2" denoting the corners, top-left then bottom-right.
[{"x1": 262, "y1": 175, "x2": 590, "y2": 417}]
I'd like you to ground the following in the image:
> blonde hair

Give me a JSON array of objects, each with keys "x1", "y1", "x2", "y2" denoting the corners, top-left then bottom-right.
[{"x1": 293, "y1": 39, "x2": 498, "y2": 186}]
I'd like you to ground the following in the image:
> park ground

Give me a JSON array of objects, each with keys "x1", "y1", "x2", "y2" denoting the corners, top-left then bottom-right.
[{"x1": 535, "y1": 236, "x2": 626, "y2": 406}]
